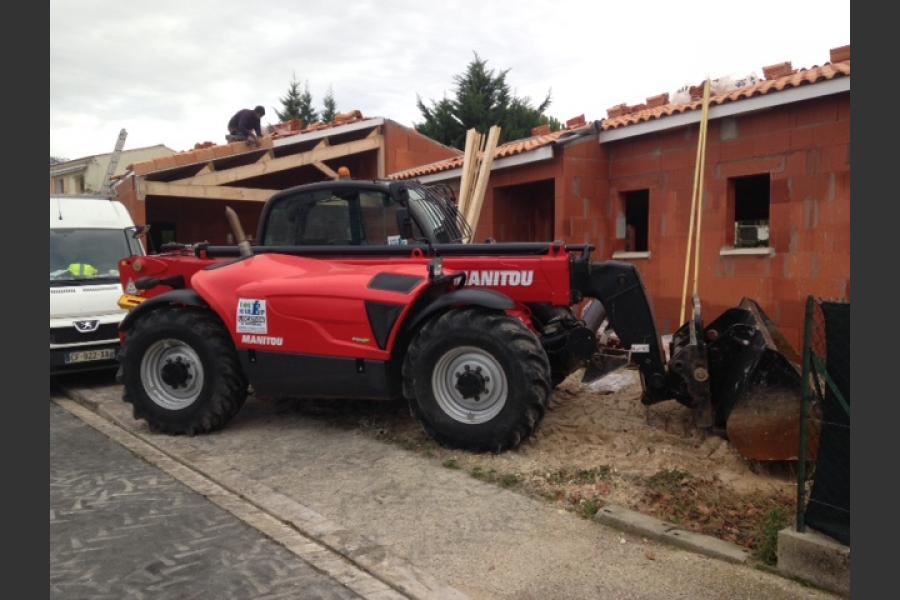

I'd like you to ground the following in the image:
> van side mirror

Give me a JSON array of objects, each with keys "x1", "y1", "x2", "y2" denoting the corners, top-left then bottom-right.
[{"x1": 396, "y1": 207, "x2": 414, "y2": 240}]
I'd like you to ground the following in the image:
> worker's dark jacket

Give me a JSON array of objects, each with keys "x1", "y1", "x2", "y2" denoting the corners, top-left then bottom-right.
[{"x1": 228, "y1": 109, "x2": 262, "y2": 137}]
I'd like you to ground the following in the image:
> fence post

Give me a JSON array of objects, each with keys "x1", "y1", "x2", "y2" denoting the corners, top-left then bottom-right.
[{"x1": 796, "y1": 295, "x2": 815, "y2": 532}]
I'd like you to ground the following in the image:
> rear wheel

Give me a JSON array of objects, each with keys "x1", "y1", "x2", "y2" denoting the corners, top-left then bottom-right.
[
  {"x1": 402, "y1": 308, "x2": 551, "y2": 452},
  {"x1": 121, "y1": 307, "x2": 247, "y2": 435}
]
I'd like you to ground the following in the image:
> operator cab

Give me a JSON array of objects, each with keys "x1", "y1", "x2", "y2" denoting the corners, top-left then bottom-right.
[{"x1": 257, "y1": 181, "x2": 471, "y2": 248}]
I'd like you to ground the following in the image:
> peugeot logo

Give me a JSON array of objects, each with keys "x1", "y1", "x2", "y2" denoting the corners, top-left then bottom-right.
[{"x1": 74, "y1": 320, "x2": 100, "y2": 333}]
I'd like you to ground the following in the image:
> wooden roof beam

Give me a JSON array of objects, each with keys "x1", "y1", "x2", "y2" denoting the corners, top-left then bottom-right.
[
  {"x1": 143, "y1": 181, "x2": 277, "y2": 203},
  {"x1": 172, "y1": 135, "x2": 382, "y2": 186}
]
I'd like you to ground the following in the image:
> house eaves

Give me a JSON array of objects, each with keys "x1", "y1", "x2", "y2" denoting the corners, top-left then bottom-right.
[{"x1": 598, "y1": 76, "x2": 850, "y2": 144}]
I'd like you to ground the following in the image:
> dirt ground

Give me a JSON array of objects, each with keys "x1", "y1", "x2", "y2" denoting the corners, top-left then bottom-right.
[{"x1": 271, "y1": 368, "x2": 798, "y2": 555}]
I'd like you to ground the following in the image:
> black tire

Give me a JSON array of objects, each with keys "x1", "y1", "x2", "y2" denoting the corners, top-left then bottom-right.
[
  {"x1": 402, "y1": 308, "x2": 551, "y2": 452},
  {"x1": 121, "y1": 307, "x2": 247, "y2": 435}
]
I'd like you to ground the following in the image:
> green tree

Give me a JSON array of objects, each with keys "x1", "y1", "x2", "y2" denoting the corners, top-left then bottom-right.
[
  {"x1": 276, "y1": 73, "x2": 303, "y2": 122},
  {"x1": 321, "y1": 86, "x2": 338, "y2": 123},
  {"x1": 276, "y1": 74, "x2": 319, "y2": 125},
  {"x1": 415, "y1": 53, "x2": 560, "y2": 149}
]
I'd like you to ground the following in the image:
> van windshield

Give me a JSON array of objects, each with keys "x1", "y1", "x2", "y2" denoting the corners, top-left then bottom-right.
[{"x1": 50, "y1": 228, "x2": 141, "y2": 285}]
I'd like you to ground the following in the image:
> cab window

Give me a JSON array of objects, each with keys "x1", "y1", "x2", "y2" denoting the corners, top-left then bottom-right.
[
  {"x1": 359, "y1": 191, "x2": 403, "y2": 244},
  {"x1": 264, "y1": 190, "x2": 355, "y2": 245},
  {"x1": 263, "y1": 188, "x2": 418, "y2": 246}
]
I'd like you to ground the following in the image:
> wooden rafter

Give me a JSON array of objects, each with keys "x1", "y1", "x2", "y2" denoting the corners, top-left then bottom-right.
[
  {"x1": 172, "y1": 136, "x2": 382, "y2": 187},
  {"x1": 313, "y1": 162, "x2": 339, "y2": 179},
  {"x1": 143, "y1": 181, "x2": 277, "y2": 202}
]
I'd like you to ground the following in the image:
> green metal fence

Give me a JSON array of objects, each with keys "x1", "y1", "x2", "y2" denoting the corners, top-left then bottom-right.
[{"x1": 796, "y1": 296, "x2": 850, "y2": 544}]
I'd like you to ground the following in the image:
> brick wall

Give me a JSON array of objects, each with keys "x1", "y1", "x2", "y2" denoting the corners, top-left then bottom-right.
[
  {"x1": 603, "y1": 94, "x2": 850, "y2": 345},
  {"x1": 477, "y1": 156, "x2": 562, "y2": 242},
  {"x1": 114, "y1": 175, "x2": 146, "y2": 226},
  {"x1": 146, "y1": 196, "x2": 263, "y2": 245},
  {"x1": 383, "y1": 120, "x2": 460, "y2": 175}
]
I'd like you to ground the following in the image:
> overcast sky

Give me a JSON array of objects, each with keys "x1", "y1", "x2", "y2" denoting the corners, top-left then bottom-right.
[{"x1": 50, "y1": 0, "x2": 850, "y2": 160}]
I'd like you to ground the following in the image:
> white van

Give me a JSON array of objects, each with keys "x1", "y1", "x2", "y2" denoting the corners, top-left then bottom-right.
[{"x1": 50, "y1": 196, "x2": 144, "y2": 374}]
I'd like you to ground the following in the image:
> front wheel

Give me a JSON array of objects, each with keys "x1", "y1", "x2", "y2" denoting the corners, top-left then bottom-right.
[
  {"x1": 402, "y1": 308, "x2": 551, "y2": 452},
  {"x1": 120, "y1": 307, "x2": 247, "y2": 435}
]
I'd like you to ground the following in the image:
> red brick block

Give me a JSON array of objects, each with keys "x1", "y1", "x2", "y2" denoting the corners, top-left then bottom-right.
[
  {"x1": 822, "y1": 144, "x2": 850, "y2": 172},
  {"x1": 192, "y1": 147, "x2": 217, "y2": 163},
  {"x1": 737, "y1": 109, "x2": 792, "y2": 136},
  {"x1": 150, "y1": 157, "x2": 175, "y2": 173},
  {"x1": 793, "y1": 98, "x2": 840, "y2": 127},
  {"x1": 606, "y1": 104, "x2": 628, "y2": 118},
  {"x1": 788, "y1": 127, "x2": 818, "y2": 151},
  {"x1": 132, "y1": 159, "x2": 156, "y2": 176},
  {"x1": 750, "y1": 131, "x2": 792, "y2": 158},
  {"x1": 646, "y1": 93, "x2": 670, "y2": 108},
  {"x1": 717, "y1": 138, "x2": 755, "y2": 163},
  {"x1": 531, "y1": 124, "x2": 551, "y2": 136},
  {"x1": 170, "y1": 152, "x2": 196, "y2": 167},
  {"x1": 717, "y1": 156, "x2": 786, "y2": 179},
  {"x1": 813, "y1": 121, "x2": 851, "y2": 145},
  {"x1": 211, "y1": 144, "x2": 236, "y2": 159},
  {"x1": 566, "y1": 115, "x2": 587, "y2": 129},
  {"x1": 660, "y1": 148, "x2": 699, "y2": 170},
  {"x1": 783, "y1": 151, "x2": 807, "y2": 178},
  {"x1": 763, "y1": 61, "x2": 794, "y2": 80},
  {"x1": 830, "y1": 45, "x2": 850, "y2": 63},
  {"x1": 837, "y1": 96, "x2": 851, "y2": 122}
]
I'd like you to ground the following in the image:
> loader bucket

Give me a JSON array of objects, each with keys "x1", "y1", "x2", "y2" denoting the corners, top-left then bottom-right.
[{"x1": 704, "y1": 298, "x2": 819, "y2": 461}]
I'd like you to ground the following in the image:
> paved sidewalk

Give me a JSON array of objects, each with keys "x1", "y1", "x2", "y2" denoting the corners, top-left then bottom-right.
[
  {"x1": 51, "y1": 403, "x2": 364, "y2": 600},
  {"x1": 58, "y1": 377, "x2": 837, "y2": 599}
]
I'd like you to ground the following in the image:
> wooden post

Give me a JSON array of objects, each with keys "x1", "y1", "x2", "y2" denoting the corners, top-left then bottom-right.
[
  {"x1": 465, "y1": 125, "x2": 501, "y2": 236},
  {"x1": 692, "y1": 80, "x2": 712, "y2": 298},
  {"x1": 457, "y1": 129, "x2": 478, "y2": 217},
  {"x1": 679, "y1": 79, "x2": 712, "y2": 324}
]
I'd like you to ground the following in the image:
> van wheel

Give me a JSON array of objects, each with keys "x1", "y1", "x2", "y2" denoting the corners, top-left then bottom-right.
[
  {"x1": 121, "y1": 308, "x2": 247, "y2": 435},
  {"x1": 402, "y1": 308, "x2": 551, "y2": 452}
]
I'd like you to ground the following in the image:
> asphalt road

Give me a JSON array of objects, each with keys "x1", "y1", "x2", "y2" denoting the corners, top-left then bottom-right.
[{"x1": 50, "y1": 402, "x2": 363, "y2": 600}]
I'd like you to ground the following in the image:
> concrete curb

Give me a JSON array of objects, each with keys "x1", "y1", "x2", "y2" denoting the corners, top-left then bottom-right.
[
  {"x1": 777, "y1": 528, "x2": 850, "y2": 596},
  {"x1": 57, "y1": 386, "x2": 468, "y2": 600},
  {"x1": 593, "y1": 499, "x2": 751, "y2": 564}
]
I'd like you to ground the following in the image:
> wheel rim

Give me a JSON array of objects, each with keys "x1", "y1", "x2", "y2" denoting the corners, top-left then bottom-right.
[
  {"x1": 432, "y1": 345, "x2": 508, "y2": 424},
  {"x1": 140, "y1": 339, "x2": 205, "y2": 410}
]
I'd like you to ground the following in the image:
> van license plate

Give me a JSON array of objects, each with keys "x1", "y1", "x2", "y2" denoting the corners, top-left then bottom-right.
[{"x1": 65, "y1": 348, "x2": 116, "y2": 364}]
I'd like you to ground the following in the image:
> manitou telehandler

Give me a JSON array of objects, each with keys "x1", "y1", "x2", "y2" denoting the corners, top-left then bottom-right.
[{"x1": 115, "y1": 180, "x2": 806, "y2": 458}]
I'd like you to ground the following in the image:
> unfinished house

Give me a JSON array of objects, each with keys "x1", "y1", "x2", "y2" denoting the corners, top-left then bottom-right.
[
  {"x1": 115, "y1": 112, "x2": 459, "y2": 249},
  {"x1": 392, "y1": 46, "x2": 850, "y2": 347}
]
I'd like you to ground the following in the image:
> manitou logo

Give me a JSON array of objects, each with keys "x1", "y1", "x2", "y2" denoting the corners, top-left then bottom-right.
[
  {"x1": 465, "y1": 270, "x2": 535, "y2": 287},
  {"x1": 241, "y1": 334, "x2": 284, "y2": 346}
]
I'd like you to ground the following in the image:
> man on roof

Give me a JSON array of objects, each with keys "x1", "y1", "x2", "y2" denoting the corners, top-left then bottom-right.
[{"x1": 226, "y1": 105, "x2": 266, "y2": 146}]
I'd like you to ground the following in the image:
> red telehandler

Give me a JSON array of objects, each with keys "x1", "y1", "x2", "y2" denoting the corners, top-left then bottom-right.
[{"x1": 116, "y1": 180, "x2": 806, "y2": 458}]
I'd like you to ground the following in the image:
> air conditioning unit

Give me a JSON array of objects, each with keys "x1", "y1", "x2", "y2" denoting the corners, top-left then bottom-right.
[{"x1": 735, "y1": 220, "x2": 770, "y2": 248}]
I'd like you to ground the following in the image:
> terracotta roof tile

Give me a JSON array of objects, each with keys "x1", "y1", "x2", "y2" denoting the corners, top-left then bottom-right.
[
  {"x1": 602, "y1": 61, "x2": 850, "y2": 131},
  {"x1": 389, "y1": 122, "x2": 594, "y2": 180}
]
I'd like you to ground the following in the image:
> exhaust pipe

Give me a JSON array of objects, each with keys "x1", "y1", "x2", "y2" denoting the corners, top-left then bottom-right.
[{"x1": 225, "y1": 207, "x2": 253, "y2": 258}]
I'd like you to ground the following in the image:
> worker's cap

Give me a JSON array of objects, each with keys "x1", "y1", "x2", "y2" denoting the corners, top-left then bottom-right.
[{"x1": 254, "y1": 105, "x2": 266, "y2": 116}]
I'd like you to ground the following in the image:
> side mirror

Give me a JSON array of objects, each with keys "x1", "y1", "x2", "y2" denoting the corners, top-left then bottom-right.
[{"x1": 396, "y1": 207, "x2": 414, "y2": 240}]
